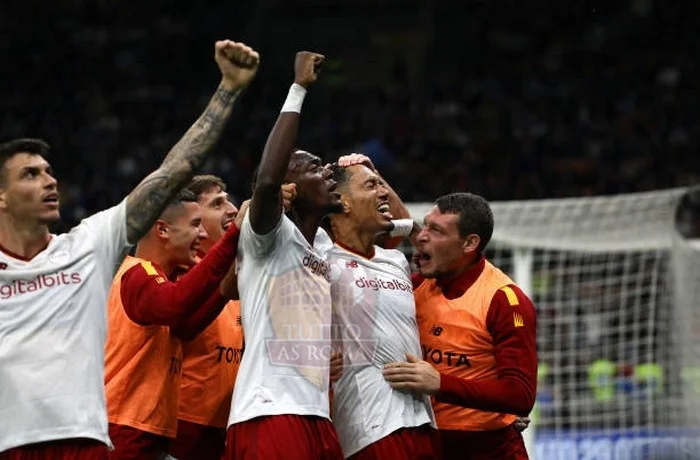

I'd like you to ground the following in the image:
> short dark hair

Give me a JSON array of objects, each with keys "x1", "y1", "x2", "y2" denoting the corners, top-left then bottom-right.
[
  {"x1": 185, "y1": 175, "x2": 227, "y2": 199},
  {"x1": 158, "y1": 189, "x2": 199, "y2": 227},
  {"x1": 435, "y1": 192, "x2": 494, "y2": 253},
  {"x1": 0, "y1": 138, "x2": 51, "y2": 185},
  {"x1": 168, "y1": 188, "x2": 198, "y2": 206},
  {"x1": 330, "y1": 162, "x2": 352, "y2": 191}
]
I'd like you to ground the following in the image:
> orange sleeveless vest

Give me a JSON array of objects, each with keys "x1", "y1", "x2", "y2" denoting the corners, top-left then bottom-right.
[
  {"x1": 415, "y1": 260, "x2": 517, "y2": 431},
  {"x1": 104, "y1": 256, "x2": 183, "y2": 437},
  {"x1": 178, "y1": 300, "x2": 244, "y2": 428}
]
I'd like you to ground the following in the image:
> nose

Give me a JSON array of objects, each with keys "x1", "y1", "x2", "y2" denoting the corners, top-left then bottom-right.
[
  {"x1": 417, "y1": 227, "x2": 429, "y2": 243},
  {"x1": 377, "y1": 183, "x2": 389, "y2": 199},
  {"x1": 226, "y1": 200, "x2": 238, "y2": 217},
  {"x1": 323, "y1": 165, "x2": 333, "y2": 180},
  {"x1": 44, "y1": 172, "x2": 58, "y2": 189},
  {"x1": 197, "y1": 224, "x2": 208, "y2": 241}
]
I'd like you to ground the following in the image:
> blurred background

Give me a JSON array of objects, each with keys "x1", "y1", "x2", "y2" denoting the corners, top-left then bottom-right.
[
  {"x1": 2, "y1": 0, "x2": 699, "y2": 457},
  {"x1": 1, "y1": 0, "x2": 699, "y2": 227}
]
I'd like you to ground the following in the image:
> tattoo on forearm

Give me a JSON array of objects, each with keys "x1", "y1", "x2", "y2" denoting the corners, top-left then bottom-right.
[{"x1": 125, "y1": 83, "x2": 240, "y2": 243}]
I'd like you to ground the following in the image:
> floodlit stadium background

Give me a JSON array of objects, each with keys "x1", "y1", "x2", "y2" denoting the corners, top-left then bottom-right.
[{"x1": 3, "y1": 0, "x2": 699, "y2": 457}]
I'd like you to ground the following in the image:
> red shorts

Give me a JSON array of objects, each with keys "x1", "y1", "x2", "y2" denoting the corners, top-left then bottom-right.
[
  {"x1": 167, "y1": 420, "x2": 226, "y2": 460},
  {"x1": 0, "y1": 438, "x2": 108, "y2": 460},
  {"x1": 225, "y1": 415, "x2": 343, "y2": 460},
  {"x1": 107, "y1": 424, "x2": 168, "y2": 460},
  {"x1": 434, "y1": 426, "x2": 528, "y2": 460},
  {"x1": 349, "y1": 425, "x2": 437, "y2": 460}
]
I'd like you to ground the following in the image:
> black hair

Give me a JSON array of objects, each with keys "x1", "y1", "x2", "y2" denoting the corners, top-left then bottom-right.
[
  {"x1": 435, "y1": 192, "x2": 494, "y2": 253},
  {"x1": 0, "y1": 138, "x2": 51, "y2": 185}
]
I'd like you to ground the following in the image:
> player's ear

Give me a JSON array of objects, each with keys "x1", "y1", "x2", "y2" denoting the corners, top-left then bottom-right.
[
  {"x1": 462, "y1": 234, "x2": 480, "y2": 254},
  {"x1": 154, "y1": 219, "x2": 169, "y2": 238}
]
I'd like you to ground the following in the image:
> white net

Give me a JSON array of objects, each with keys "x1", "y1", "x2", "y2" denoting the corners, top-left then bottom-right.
[{"x1": 407, "y1": 187, "x2": 700, "y2": 459}]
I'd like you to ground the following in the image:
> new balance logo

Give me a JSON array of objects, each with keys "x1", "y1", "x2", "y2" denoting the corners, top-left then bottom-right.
[
  {"x1": 513, "y1": 312, "x2": 524, "y2": 327},
  {"x1": 345, "y1": 260, "x2": 358, "y2": 269},
  {"x1": 430, "y1": 325, "x2": 443, "y2": 336}
]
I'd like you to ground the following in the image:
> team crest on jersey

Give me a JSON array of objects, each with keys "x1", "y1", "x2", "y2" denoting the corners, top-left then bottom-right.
[
  {"x1": 264, "y1": 266, "x2": 333, "y2": 390},
  {"x1": 0, "y1": 262, "x2": 7, "y2": 270}
]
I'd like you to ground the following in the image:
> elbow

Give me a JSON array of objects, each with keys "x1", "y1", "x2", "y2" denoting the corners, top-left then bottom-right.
[
  {"x1": 509, "y1": 385, "x2": 536, "y2": 417},
  {"x1": 254, "y1": 177, "x2": 281, "y2": 195}
]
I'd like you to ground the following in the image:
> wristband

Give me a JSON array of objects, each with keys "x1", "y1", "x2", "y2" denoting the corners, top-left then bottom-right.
[
  {"x1": 281, "y1": 83, "x2": 307, "y2": 113},
  {"x1": 389, "y1": 219, "x2": 414, "y2": 238}
]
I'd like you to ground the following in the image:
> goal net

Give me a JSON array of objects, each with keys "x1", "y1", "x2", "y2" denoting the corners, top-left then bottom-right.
[{"x1": 407, "y1": 187, "x2": 700, "y2": 459}]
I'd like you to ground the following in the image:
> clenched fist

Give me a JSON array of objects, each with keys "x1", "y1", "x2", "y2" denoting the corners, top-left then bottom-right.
[
  {"x1": 214, "y1": 40, "x2": 260, "y2": 91},
  {"x1": 294, "y1": 51, "x2": 325, "y2": 88}
]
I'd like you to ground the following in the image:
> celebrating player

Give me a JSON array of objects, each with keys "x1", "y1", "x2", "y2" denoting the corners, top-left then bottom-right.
[
  {"x1": 0, "y1": 40, "x2": 259, "y2": 458},
  {"x1": 225, "y1": 51, "x2": 345, "y2": 459},
  {"x1": 326, "y1": 155, "x2": 436, "y2": 459},
  {"x1": 166, "y1": 175, "x2": 244, "y2": 460},
  {"x1": 383, "y1": 193, "x2": 538, "y2": 460},
  {"x1": 105, "y1": 188, "x2": 242, "y2": 459}
]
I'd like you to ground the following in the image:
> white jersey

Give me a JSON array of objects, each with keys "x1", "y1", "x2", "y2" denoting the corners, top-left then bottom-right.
[
  {"x1": 229, "y1": 214, "x2": 335, "y2": 426},
  {"x1": 328, "y1": 243, "x2": 435, "y2": 457},
  {"x1": 0, "y1": 201, "x2": 130, "y2": 452}
]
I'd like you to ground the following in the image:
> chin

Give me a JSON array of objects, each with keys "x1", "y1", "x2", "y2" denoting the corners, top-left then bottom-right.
[
  {"x1": 326, "y1": 200, "x2": 345, "y2": 214},
  {"x1": 39, "y1": 212, "x2": 61, "y2": 225}
]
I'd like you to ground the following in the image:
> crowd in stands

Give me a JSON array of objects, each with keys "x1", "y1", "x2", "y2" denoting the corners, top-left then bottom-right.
[{"x1": 1, "y1": 0, "x2": 698, "y2": 232}]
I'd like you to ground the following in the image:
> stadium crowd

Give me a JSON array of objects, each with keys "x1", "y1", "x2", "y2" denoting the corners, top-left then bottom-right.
[{"x1": 1, "y1": 0, "x2": 698, "y2": 231}]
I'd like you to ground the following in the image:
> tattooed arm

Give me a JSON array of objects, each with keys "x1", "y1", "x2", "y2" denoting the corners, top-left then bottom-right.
[{"x1": 125, "y1": 40, "x2": 259, "y2": 244}]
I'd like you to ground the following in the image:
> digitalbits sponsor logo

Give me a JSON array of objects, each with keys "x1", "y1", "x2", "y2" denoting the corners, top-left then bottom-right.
[
  {"x1": 0, "y1": 272, "x2": 82, "y2": 300},
  {"x1": 328, "y1": 259, "x2": 382, "y2": 369}
]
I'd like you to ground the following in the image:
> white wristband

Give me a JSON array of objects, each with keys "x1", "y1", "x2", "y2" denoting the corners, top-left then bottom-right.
[
  {"x1": 389, "y1": 219, "x2": 414, "y2": 238},
  {"x1": 281, "y1": 83, "x2": 307, "y2": 113}
]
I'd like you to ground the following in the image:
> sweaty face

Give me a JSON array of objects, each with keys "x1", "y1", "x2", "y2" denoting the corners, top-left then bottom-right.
[
  {"x1": 0, "y1": 153, "x2": 60, "y2": 225},
  {"x1": 197, "y1": 186, "x2": 238, "y2": 254},
  {"x1": 287, "y1": 150, "x2": 343, "y2": 214},
  {"x1": 162, "y1": 202, "x2": 208, "y2": 268},
  {"x1": 415, "y1": 206, "x2": 470, "y2": 278},
  {"x1": 340, "y1": 164, "x2": 394, "y2": 234}
]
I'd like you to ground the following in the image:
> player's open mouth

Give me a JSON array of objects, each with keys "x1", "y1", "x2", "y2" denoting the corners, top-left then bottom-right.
[
  {"x1": 42, "y1": 193, "x2": 59, "y2": 207},
  {"x1": 417, "y1": 252, "x2": 431, "y2": 266},
  {"x1": 377, "y1": 202, "x2": 393, "y2": 220},
  {"x1": 223, "y1": 218, "x2": 234, "y2": 230}
]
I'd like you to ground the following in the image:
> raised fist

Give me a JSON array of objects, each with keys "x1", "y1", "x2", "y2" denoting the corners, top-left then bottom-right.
[
  {"x1": 214, "y1": 40, "x2": 260, "y2": 91},
  {"x1": 294, "y1": 51, "x2": 325, "y2": 88}
]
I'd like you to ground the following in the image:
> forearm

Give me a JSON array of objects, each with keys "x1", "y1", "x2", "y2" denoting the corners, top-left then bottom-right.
[
  {"x1": 124, "y1": 225, "x2": 240, "y2": 325},
  {"x1": 250, "y1": 84, "x2": 306, "y2": 233},
  {"x1": 125, "y1": 81, "x2": 241, "y2": 243},
  {"x1": 436, "y1": 372, "x2": 535, "y2": 416},
  {"x1": 171, "y1": 290, "x2": 228, "y2": 341}
]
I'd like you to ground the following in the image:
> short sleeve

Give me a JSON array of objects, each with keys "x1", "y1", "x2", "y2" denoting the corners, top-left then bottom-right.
[
  {"x1": 77, "y1": 199, "x2": 131, "y2": 275},
  {"x1": 239, "y1": 212, "x2": 294, "y2": 258}
]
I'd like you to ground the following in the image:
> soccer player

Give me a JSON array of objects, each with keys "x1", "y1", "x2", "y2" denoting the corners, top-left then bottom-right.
[
  {"x1": 382, "y1": 192, "x2": 537, "y2": 460},
  {"x1": 105, "y1": 188, "x2": 242, "y2": 459},
  {"x1": 166, "y1": 175, "x2": 245, "y2": 460},
  {"x1": 0, "y1": 40, "x2": 259, "y2": 459},
  {"x1": 225, "y1": 51, "x2": 345, "y2": 460},
  {"x1": 326, "y1": 155, "x2": 436, "y2": 459}
]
